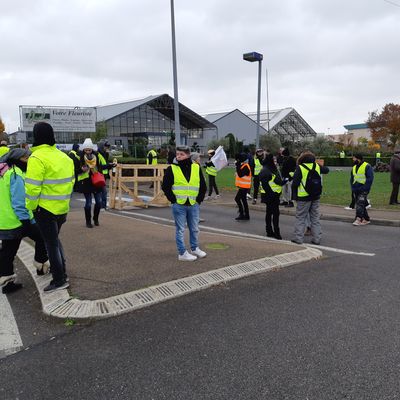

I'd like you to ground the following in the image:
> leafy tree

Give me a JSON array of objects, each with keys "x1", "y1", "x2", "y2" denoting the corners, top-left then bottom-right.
[
  {"x1": 93, "y1": 121, "x2": 107, "y2": 143},
  {"x1": 259, "y1": 134, "x2": 281, "y2": 155},
  {"x1": 207, "y1": 137, "x2": 229, "y2": 152},
  {"x1": 168, "y1": 131, "x2": 175, "y2": 146},
  {"x1": 367, "y1": 103, "x2": 400, "y2": 147}
]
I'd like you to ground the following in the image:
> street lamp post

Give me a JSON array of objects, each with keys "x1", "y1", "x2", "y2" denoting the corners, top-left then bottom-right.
[
  {"x1": 170, "y1": 0, "x2": 181, "y2": 146},
  {"x1": 243, "y1": 51, "x2": 263, "y2": 148},
  {"x1": 265, "y1": 66, "x2": 270, "y2": 134}
]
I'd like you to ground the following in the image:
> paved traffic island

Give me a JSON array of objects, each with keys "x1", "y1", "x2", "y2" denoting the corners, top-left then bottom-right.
[{"x1": 17, "y1": 210, "x2": 322, "y2": 319}]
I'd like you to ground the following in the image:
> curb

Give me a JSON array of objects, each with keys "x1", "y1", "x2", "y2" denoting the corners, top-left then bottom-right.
[{"x1": 17, "y1": 240, "x2": 322, "y2": 320}]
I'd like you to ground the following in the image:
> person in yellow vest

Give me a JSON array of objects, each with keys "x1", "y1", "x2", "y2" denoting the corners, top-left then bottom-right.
[
  {"x1": 259, "y1": 153, "x2": 287, "y2": 240},
  {"x1": 0, "y1": 148, "x2": 50, "y2": 293},
  {"x1": 0, "y1": 140, "x2": 10, "y2": 157},
  {"x1": 291, "y1": 151, "x2": 329, "y2": 245},
  {"x1": 375, "y1": 151, "x2": 381, "y2": 164},
  {"x1": 68, "y1": 143, "x2": 81, "y2": 192},
  {"x1": 351, "y1": 153, "x2": 374, "y2": 226},
  {"x1": 162, "y1": 145, "x2": 207, "y2": 261},
  {"x1": 98, "y1": 141, "x2": 116, "y2": 209},
  {"x1": 234, "y1": 153, "x2": 252, "y2": 220},
  {"x1": 251, "y1": 148, "x2": 264, "y2": 204},
  {"x1": 147, "y1": 147, "x2": 158, "y2": 189},
  {"x1": 25, "y1": 122, "x2": 75, "y2": 292},
  {"x1": 204, "y1": 149, "x2": 220, "y2": 200}
]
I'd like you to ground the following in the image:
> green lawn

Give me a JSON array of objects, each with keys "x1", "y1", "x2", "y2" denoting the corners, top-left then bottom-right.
[{"x1": 212, "y1": 168, "x2": 394, "y2": 209}]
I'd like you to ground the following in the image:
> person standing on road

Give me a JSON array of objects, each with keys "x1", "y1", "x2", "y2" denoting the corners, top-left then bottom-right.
[
  {"x1": 162, "y1": 145, "x2": 207, "y2": 261},
  {"x1": 97, "y1": 141, "x2": 116, "y2": 209},
  {"x1": 291, "y1": 151, "x2": 329, "y2": 245},
  {"x1": 351, "y1": 154, "x2": 374, "y2": 226},
  {"x1": 76, "y1": 138, "x2": 104, "y2": 228},
  {"x1": 251, "y1": 148, "x2": 264, "y2": 204},
  {"x1": 68, "y1": 143, "x2": 81, "y2": 192},
  {"x1": 280, "y1": 147, "x2": 296, "y2": 208},
  {"x1": 205, "y1": 149, "x2": 220, "y2": 200},
  {"x1": 25, "y1": 122, "x2": 74, "y2": 292},
  {"x1": 389, "y1": 147, "x2": 400, "y2": 205},
  {"x1": 0, "y1": 148, "x2": 50, "y2": 293},
  {"x1": 259, "y1": 153, "x2": 286, "y2": 240},
  {"x1": 234, "y1": 153, "x2": 252, "y2": 221}
]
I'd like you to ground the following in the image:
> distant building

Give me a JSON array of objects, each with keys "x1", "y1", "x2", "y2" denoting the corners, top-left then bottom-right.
[
  {"x1": 7, "y1": 129, "x2": 26, "y2": 145},
  {"x1": 328, "y1": 123, "x2": 371, "y2": 146}
]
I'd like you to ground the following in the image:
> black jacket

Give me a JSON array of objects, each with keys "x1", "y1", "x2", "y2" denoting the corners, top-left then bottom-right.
[
  {"x1": 76, "y1": 151, "x2": 104, "y2": 194},
  {"x1": 259, "y1": 166, "x2": 285, "y2": 202},
  {"x1": 162, "y1": 158, "x2": 207, "y2": 204},
  {"x1": 291, "y1": 155, "x2": 329, "y2": 201},
  {"x1": 281, "y1": 156, "x2": 296, "y2": 179}
]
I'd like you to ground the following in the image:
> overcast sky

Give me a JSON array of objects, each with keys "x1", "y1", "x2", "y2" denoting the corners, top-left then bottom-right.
[{"x1": 1, "y1": 0, "x2": 400, "y2": 135}]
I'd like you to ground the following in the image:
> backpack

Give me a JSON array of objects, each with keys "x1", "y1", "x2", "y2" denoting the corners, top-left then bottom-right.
[{"x1": 301, "y1": 163, "x2": 322, "y2": 197}]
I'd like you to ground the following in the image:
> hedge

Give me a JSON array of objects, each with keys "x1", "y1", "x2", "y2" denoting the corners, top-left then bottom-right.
[{"x1": 316, "y1": 157, "x2": 391, "y2": 166}]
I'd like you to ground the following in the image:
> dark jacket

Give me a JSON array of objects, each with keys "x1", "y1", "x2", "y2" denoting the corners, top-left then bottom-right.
[
  {"x1": 162, "y1": 157, "x2": 207, "y2": 204},
  {"x1": 235, "y1": 161, "x2": 251, "y2": 178},
  {"x1": 76, "y1": 151, "x2": 104, "y2": 194},
  {"x1": 390, "y1": 153, "x2": 400, "y2": 184},
  {"x1": 259, "y1": 165, "x2": 285, "y2": 202},
  {"x1": 292, "y1": 155, "x2": 330, "y2": 201},
  {"x1": 350, "y1": 162, "x2": 374, "y2": 193},
  {"x1": 281, "y1": 156, "x2": 296, "y2": 180}
]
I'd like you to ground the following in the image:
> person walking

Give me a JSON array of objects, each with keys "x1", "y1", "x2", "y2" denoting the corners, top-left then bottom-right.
[
  {"x1": 0, "y1": 148, "x2": 49, "y2": 293},
  {"x1": 252, "y1": 148, "x2": 264, "y2": 204},
  {"x1": 0, "y1": 140, "x2": 10, "y2": 157},
  {"x1": 389, "y1": 148, "x2": 400, "y2": 205},
  {"x1": 97, "y1": 141, "x2": 116, "y2": 209},
  {"x1": 234, "y1": 153, "x2": 252, "y2": 221},
  {"x1": 351, "y1": 154, "x2": 374, "y2": 226},
  {"x1": 162, "y1": 145, "x2": 207, "y2": 261},
  {"x1": 25, "y1": 122, "x2": 74, "y2": 292},
  {"x1": 280, "y1": 147, "x2": 296, "y2": 207},
  {"x1": 76, "y1": 138, "x2": 104, "y2": 228},
  {"x1": 68, "y1": 143, "x2": 81, "y2": 192},
  {"x1": 259, "y1": 153, "x2": 286, "y2": 240},
  {"x1": 291, "y1": 151, "x2": 329, "y2": 245},
  {"x1": 205, "y1": 149, "x2": 220, "y2": 200}
]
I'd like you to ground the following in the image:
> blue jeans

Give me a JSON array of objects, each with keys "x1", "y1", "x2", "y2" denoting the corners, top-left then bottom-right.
[
  {"x1": 84, "y1": 192, "x2": 102, "y2": 209},
  {"x1": 172, "y1": 203, "x2": 199, "y2": 255},
  {"x1": 101, "y1": 186, "x2": 107, "y2": 209}
]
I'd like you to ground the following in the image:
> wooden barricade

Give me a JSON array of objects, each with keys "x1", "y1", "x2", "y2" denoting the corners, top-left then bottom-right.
[{"x1": 109, "y1": 164, "x2": 170, "y2": 210}]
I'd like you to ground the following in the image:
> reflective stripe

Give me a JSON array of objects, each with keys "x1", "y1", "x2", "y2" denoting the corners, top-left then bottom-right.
[
  {"x1": 172, "y1": 185, "x2": 199, "y2": 191},
  {"x1": 25, "y1": 177, "x2": 43, "y2": 185},
  {"x1": 26, "y1": 194, "x2": 71, "y2": 201},
  {"x1": 254, "y1": 159, "x2": 262, "y2": 175},
  {"x1": 352, "y1": 162, "x2": 367, "y2": 184},
  {"x1": 43, "y1": 176, "x2": 74, "y2": 184},
  {"x1": 235, "y1": 163, "x2": 252, "y2": 188},
  {"x1": 176, "y1": 195, "x2": 197, "y2": 200}
]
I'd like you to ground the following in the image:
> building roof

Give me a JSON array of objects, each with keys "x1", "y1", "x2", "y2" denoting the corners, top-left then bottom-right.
[{"x1": 343, "y1": 123, "x2": 369, "y2": 130}]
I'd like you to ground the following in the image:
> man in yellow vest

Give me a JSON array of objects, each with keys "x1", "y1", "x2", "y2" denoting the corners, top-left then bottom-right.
[
  {"x1": 205, "y1": 149, "x2": 220, "y2": 200},
  {"x1": 291, "y1": 151, "x2": 330, "y2": 245},
  {"x1": 68, "y1": 143, "x2": 81, "y2": 192},
  {"x1": 0, "y1": 148, "x2": 49, "y2": 293},
  {"x1": 375, "y1": 151, "x2": 381, "y2": 164},
  {"x1": 351, "y1": 153, "x2": 374, "y2": 226},
  {"x1": 147, "y1": 147, "x2": 158, "y2": 189},
  {"x1": 162, "y1": 145, "x2": 207, "y2": 261},
  {"x1": 0, "y1": 140, "x2": 10, "y2": 157},
  {"x1": 234, "y1": 153, "x2": 252, "y2": 220},
  {"x1": 251, "y1": 148, "x2": 264, "y2": 204},
  {"x1": 25, "y1": 122, "x2": 75, "y2": 292}
]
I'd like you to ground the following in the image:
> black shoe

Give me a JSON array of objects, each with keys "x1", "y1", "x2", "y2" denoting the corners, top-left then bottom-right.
[
  {"x1": 86, "y1": 222, "x2": 93, "y2": 228},
  {"x1": 44, "y1": 281, "x2": 69, "y2": 292},
  {"x1": 311, "y1": 240, "x2": 321, "y2": 245},
  {"x1": 274, "y1": 233, "x2": 282, "y2": 240},
  {"x1": 235, "y1": 215, "x2": 245, "y2": 220},
  {"x1": 285, "y1": 202, "x2": 294, "y2": 208},
  {"x1": 37, "y1": 269, "x2": 44, "y2": 276},
  {"x1": 93, "y1": 219, "x2": 99, "y2": 226},
  {"x1": 266, "y1": 232, "x2": 275, "y2": 238},
  {"x1": 242, "y1": 215, "x2": 250, "y2": 220},
  {"x1": 291, "y1": 239, "x2": 303, "y2": 245},
  {"x1": 280, "y1": 201, "x2": 288, "y2": 206},
  {"x1": 2, "y1": 282, "x2": 23, "y2": 294}
]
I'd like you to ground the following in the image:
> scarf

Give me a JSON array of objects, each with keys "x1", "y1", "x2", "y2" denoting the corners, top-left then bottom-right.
[{"x1": 84, "y1": 154, "x2": 97, "y2": 170}]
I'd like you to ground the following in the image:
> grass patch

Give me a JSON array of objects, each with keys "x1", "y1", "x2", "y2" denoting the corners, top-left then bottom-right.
[{"x1": 212, "y1": 168, "x2": 394, "y2": 209}]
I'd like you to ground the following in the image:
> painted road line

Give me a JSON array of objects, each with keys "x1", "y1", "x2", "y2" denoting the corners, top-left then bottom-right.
[
  {"x1": 113, "y1": 210, "x2": 376, "y2": 257},
  {"x1": 0, "y1": 292, "x2": 23, "y2": 359}
]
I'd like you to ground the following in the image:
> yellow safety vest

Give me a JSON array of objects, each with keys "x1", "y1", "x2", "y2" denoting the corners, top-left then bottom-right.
[
  {"x1": 206, "y1": 164, "x2": 217, "y2": 176},
  {"x1": 259, "y1": 174, "x2": 282, "y2": 194},
  {"x1": 297, "y1": 163, "x2": 321, "y2": 198},
  {"x1": 254, "y1": 158, "x2": 262, "y2": 176},
  {"x1": 68, "y1": 150, "x2": 80, "y2": 162},
  {"x1": 376, "y1": 152, "x2": 381, "y2": 158},
  {"x1": 0, "y1": 146, "x2": 10, "y2": 157},
  {"x1": 235, "y1": 163, "x2": 252, "y2": 188},
  {"x1": 147, "y1": 149, "x2": 158, "y2": 165},
  {"x1": 340, "y1": 151, "x2": 345, "y2": 158},
  {"x1": 352, "y1": 162, "x2": 368, "y2": 184},
  {"x1": 98, "y1": 153, "x2": 108, "y2": 175},
  {"x1": 25, "y1": 144, "x2": 75, "y2": 215},
  {"x1": 171, "y1": 163, "x2": 200, "y2": 205},
  {"x1": 0, "y1": 166, "x2": 33, "y2": 230}
]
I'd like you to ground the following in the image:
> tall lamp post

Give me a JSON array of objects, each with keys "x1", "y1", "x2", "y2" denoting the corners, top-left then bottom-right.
[
  {"x1": 243, "y1": 51, "x2": 263, "y2": 148},
  {"x1": 170, "y1": 0, "x2": 181, "y2": 146},
  {"x1": 265, "y1": 66, "x2": 270, "y2": 134}
]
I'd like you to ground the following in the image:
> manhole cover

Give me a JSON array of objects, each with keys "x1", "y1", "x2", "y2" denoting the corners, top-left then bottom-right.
[{"x1": 205, "y1": 243, "x2": 230, "y2": 250}]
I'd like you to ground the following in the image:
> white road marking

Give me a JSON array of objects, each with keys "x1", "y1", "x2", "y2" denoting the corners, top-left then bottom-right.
[
  {"x1": 0, "y1": 292, "x2": 23, "y2": 358},
  {"x1": 112, "y1": 210, "x2": 376, "y2": 257}
]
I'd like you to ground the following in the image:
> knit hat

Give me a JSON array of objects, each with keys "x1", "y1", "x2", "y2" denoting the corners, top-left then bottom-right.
[
  {"x1": 0, "y1": 148, "x2": 31, "y2": 164},
  {"x1": 32, "y1": 122, "x2": 55, "y2": 147},
  {"x1": 82, "y1": 138, "x2": 94, "y2": 150}
]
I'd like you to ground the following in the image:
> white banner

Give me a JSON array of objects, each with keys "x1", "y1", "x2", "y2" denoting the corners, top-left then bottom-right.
[
  {"x1": 20, "y1": 106, "x2": 96, "y2": 132},
  {"x1": 211, "y1": 145, "x2": 228, "y2": 171}
]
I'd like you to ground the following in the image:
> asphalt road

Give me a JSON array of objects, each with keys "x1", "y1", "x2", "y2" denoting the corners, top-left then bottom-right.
[{"x1": 1, "y1": 200, "x2": 400, "y2": 399}]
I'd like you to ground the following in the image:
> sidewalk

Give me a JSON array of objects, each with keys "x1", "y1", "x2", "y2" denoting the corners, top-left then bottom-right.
[
  {"x1": 17, "y1": 210, "x2": 321, "y2": 319},
  {"x1": 205, "y1": 191, "x2": 400, "y2": 227}
]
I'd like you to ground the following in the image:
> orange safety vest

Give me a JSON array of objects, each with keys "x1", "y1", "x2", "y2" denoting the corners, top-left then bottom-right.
[{"x1": 235, "y1": 163, "x2": 252, "y2": 188}]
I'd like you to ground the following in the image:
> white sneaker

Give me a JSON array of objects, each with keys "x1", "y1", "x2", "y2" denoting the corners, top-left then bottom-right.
[
  {"x1": 344, "y1": 206, "x2": 353, "y2": 210},
  {"x1": 178, "y1": 251, "x2": 197, "y2": 261},
  {"x1": 215, "y1": 194, "x2": 220, "y2": 199},
  {"x1": 191, "y1": 247, "x2": 207, "y2": 258},
  {"x1": 246, "y1": 193, "x2": 252, "y2": 200},
  {"x1": 360, "y1": 219, "x2": 371, "y2": 225},
  {"x1": 205, "y1": 196, "x2": 211, "y2": 201},
  {"x1": 353, "y1": 217, "x2": 363, "y2": 226},
  {"x1": 33, "y1": 260, "x2": 50, "y2": 275},
  {"x1": 0, "y1": 274, "x2": 16, "y2": 287},
  {"x1": 366, "y1": 203, "x2": 372, "y2": 209}
]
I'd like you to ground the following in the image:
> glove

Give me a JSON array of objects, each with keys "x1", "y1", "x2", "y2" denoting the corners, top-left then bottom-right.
[{"x1": 20, "y1": 219, "x2": 31, "y2": 236}]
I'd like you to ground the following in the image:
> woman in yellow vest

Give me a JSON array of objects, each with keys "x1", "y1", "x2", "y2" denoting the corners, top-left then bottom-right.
[
  {"x1": 234, "y1": 153, "x2": 252, "y2": 220},
  {"x1": 205, "y1": 149, "x2": 220, "y2": 200},
  {"x1": 252, "y1": 148, "x2": 264, "y2": 204},
  {"x1": 0, "y1": 148, "x2": 49, "y2": 293},
  {"x1": 259, "y1": 154, "x2": 286, "y2": 239}
]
